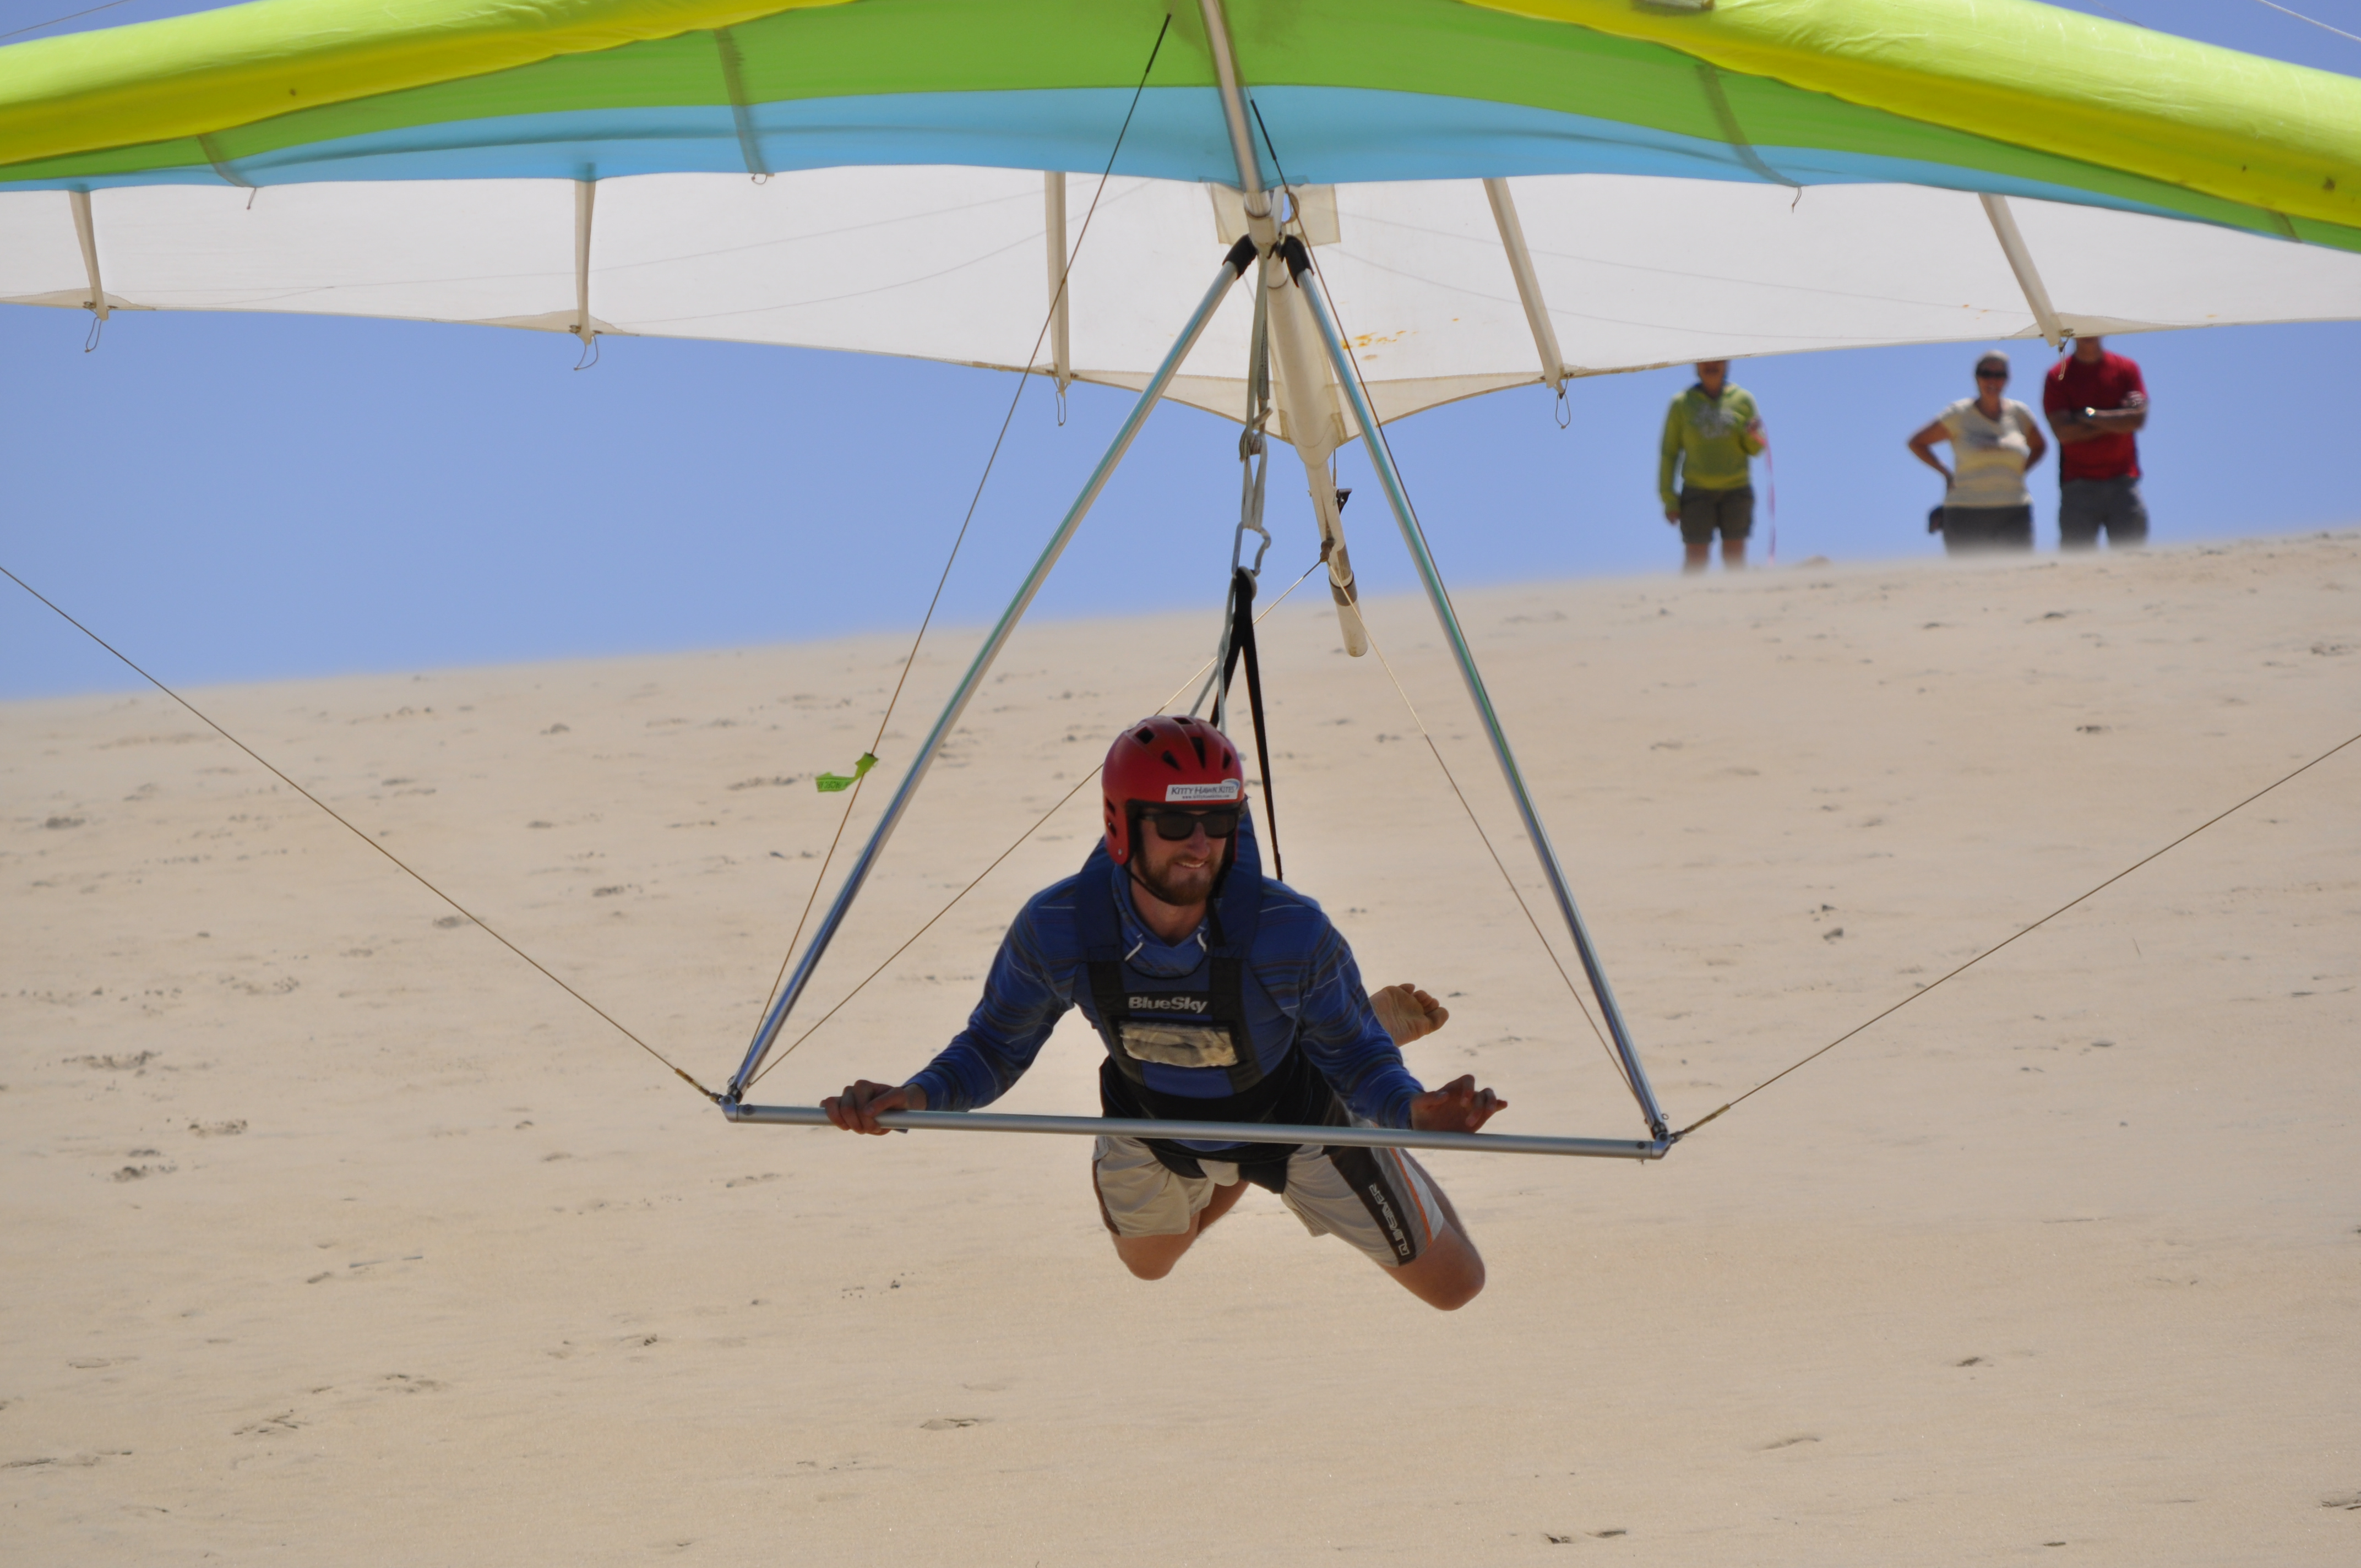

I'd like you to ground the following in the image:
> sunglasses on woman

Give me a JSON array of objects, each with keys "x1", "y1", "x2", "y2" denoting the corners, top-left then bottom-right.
[{"x1": 1141, "y1": 807, "x2": 1239, "y2": 841}]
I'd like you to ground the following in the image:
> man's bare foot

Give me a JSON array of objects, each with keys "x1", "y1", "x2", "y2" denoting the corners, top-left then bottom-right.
[{"x1": 1372, "y1": 983, "x2": 1449, "y2": 1046}]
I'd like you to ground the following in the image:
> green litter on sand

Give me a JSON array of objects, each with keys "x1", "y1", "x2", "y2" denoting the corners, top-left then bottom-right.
[{"x1": 814, "y1": 753, "x2": 878, "y2": 793}]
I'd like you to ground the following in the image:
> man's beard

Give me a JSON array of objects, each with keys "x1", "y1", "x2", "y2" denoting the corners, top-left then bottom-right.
[{"x1": 1130, "y1": 847, "x2": 1221, "y2": 908}]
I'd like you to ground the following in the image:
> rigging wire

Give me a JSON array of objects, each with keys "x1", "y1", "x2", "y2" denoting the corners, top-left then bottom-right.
[
  {"x1": 1673, "y1": 726, "x2": 2361, "y2": 1141},
  {"x1": 1197, "y1": 278, "x2": 1277, "y2": 726},
  {"x1": 2246, "y1": 0, "x2": 2361, "y2": 47},
  {"x1": 754, "y1": 12, "x2": 1173, "y2": 1022},
  {"x1": 2035, "y1": 0, "x2": 2360, "y2": 49},
  {"x1": 746, "y1": 557, "x2": 1325, "y2": 1092},
  {"x1": 1, "y1": 563, "x2": 720, "y2": 1101},
  {"x1": 0, "y1": 0, "x2": 137, "y2": 42},
  {"x1": 1347, "y1": 608, "x2": 1630, "y2": 1097}
]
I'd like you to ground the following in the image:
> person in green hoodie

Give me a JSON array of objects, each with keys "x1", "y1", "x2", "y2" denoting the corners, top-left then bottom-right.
[{"x1": 1658, "y1": 360, "x2": 1766, "y2": 573}]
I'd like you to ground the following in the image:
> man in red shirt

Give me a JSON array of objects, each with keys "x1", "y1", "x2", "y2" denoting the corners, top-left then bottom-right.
[{"x1": 2042, "y1": 336, "x2": 2150, "y2": 548}]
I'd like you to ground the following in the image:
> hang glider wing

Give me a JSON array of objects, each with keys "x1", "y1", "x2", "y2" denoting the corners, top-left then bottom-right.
[{"x1": 5, "y1": 0, "x2": 2358, "y2": 425}]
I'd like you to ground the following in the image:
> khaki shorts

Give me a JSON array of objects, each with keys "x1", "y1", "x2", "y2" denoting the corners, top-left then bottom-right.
[
  {"x1": 1092, "y1": 1134, "x2": 1450, "y2": 1267},
  {"x1": 1678, "y1": 484, "x2": 1753, "y2": 546}
]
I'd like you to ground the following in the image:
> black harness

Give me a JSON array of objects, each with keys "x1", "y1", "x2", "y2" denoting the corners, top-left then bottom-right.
[{"x1": 1073, "y1": 840, "x2": 1342, "y2": 1192}]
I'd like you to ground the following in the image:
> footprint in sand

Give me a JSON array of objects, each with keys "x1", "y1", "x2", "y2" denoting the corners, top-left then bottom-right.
[
  {"x1": 189, "y1": 1119, "x2": 246, "y2": 1137},
  {"x1": 919, "y1": 1417, "x2": 986, "y2": 1430},
  {"x1": 233, "y1": 1412, "x2": 303, "y2": 1438},
  {"x1": 7, "y1": 1451, "x2": 128, "y2": 1469},
  {"x1": 69, "y1": 1051, "x2": 157, "y2": 1071}
]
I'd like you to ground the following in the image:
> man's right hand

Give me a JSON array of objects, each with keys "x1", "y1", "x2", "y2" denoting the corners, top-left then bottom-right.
[
  {"x1": 1409, "y1": 1074, "x2": 1506, "y2": 1134},
  {"x1": 822, "y1": 1079, "x2": 928, "y2": 1134},
  {"x1": 1662, "y1": 504, "x2": 1680, "y2": 525}
]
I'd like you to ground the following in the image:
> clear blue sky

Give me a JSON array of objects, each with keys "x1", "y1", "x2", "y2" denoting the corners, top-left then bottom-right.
[{"x1": 6, "y1": 0, "x2": 2358, "y2": 699}]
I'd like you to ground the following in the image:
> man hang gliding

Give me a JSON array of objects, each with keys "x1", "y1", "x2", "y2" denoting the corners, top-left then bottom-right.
[{"x1": 825, "y1": 715, "x2": 1506, "y2": 1309}]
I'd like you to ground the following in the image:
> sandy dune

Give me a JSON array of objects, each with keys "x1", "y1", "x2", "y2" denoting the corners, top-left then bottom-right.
[{"x1": 5, "y1": 532, "x2": 2359, "y2": 1564}]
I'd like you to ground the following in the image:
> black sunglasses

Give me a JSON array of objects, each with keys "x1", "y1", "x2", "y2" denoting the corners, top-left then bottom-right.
[
  {"x1": 1977, "y1": 369, "x2": 2009, "y2": 379},
  {"x1": 1141, "y1": 807, "x2": 1239, "y2": 841}
]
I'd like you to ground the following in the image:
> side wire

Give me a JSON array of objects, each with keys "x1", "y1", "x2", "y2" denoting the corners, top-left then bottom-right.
[
  {"x1": 1347, "y1": 608, "x2": 1630, "y2": 1096},
  {"x1": 0, "y1": 0, "x2": 137, "y2": 41},
  {"x1": 754, "y1": 12, "x2": 1173, "y2": 1021},
  {"x1": 2, "y1": 563, "x2": 718, "y2": 1100},
  {"x1": 2248, "y1": 0, "x2": 2361, "y2": 47},
  {"x1": 1674, "y1": 726, "x2": 2361, "y2": 1140},
  {"x1": 747, "y1": 558, "x2": 1324, "y2": 1091}
]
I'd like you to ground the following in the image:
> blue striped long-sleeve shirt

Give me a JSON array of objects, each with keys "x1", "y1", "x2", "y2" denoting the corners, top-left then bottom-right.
[{"x1": 907, "y1": 856, "x2": 1423, "y2": 1129}]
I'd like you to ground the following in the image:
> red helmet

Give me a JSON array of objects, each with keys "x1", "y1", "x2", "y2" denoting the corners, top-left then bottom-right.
[{"x1": 1102, "y1": 715, "x2": 1244, "y2": 865}]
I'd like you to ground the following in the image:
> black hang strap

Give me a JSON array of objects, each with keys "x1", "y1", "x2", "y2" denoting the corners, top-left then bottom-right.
[{"x1": 1219, "y1": 565, "x2": 1283, "y2": 883}]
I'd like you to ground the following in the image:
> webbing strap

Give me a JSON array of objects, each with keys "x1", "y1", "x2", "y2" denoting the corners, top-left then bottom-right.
[{"x1": 1218, "y1": 565, "x2": 1283, "y2": 882}]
